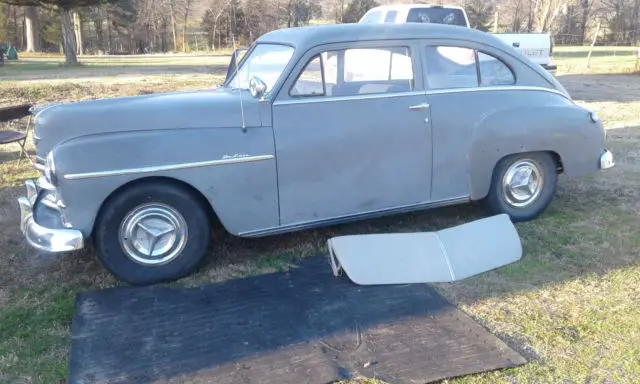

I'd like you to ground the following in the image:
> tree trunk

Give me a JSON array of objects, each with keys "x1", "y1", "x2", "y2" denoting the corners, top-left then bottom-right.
[
  {"x1": 13, "y1": 6, "x2": 19, "y2": 47},
  {"x1": 580, "y1": 0, "x2": 589, "y2": 44},
  {"x1": 73, "y1": 11, "x2": 83, "y2": 55},
  {"x1": 107, "y1": 13, "x2": 112, "y2": 52},
  {"x1": 25, "y1": 6, "x2": 40, "y2": 52},
  {"x1": 60, "y1": 8, "x2": 78, "y2": 64},
  {"x1": 536, "y1": 0, "x2": 552, "y2": 32},
  {"x1": 182, "y1": 0, "x2": 191, "y2": 52},
  {"x1": 21, "y1": 10, "x2": 26, "y2": 48},
  {"x1": 94, "y1": 17, "x2": 104, "y2": 52},
  {"x1": 170, "y1": 0, "x2": 178, "y2": 51}
]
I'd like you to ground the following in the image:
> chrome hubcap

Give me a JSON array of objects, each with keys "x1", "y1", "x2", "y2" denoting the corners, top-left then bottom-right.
[
  {"x1": 119, "y1": 203, "x2": 188, "y2": 266},
  {"x1": 502, "y1": 159, "x2": 544, "y2": 208}
]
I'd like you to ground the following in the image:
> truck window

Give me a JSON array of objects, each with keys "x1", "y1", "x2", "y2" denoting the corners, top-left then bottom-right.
[
  {"x1": 360, "y1": 10, "x2": 384, "y2": 24},
  {"x1": 406, "y1": 8, "x2": 467, "y2": 27},
  {"x1": 384, "y1": 11, "x2": 398, "y2": 23}
]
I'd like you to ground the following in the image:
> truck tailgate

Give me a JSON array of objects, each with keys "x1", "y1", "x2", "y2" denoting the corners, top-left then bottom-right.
[{"x1": 494, "y1": 33, "x2": 552, "y2": 66}]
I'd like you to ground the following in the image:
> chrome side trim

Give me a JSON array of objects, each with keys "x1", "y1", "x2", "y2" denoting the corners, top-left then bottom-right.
[
  {"x1": 273, "y1": 90, "x2": 426, "y2": 106},
  {"x1": 425, "y1": 85, "x2": 570, "y2": 99},
  {"x1": 272, "y1": 86, "x2": 569, "y2": 107},
  {"x1": 238, "y1": 196, "x2": 470, "y2": 237},
  {"x1": 64, "y1": 155, "x2": 275, "y2": 180}
]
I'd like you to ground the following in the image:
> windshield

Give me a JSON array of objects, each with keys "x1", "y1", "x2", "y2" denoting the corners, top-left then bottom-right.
[
  {"x1": 406, "y1": 8, "x2": 467, "y2": 27},
  {"x1": 227, "y1": 44, "x2": 295, "y2": 93}
]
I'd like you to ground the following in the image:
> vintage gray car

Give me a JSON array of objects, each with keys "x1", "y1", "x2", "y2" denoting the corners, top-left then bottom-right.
[{"x1": 19, "y1": 23, "x2": 614, "y2": 285}]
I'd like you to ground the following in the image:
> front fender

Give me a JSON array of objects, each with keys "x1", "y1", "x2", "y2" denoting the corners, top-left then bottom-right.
[
  {"x1": 468, "y1": 104, "x2": 605, "y2": 200},
  {"x1": 51, "y1": 127, "x2": 278, "y2": 237}
]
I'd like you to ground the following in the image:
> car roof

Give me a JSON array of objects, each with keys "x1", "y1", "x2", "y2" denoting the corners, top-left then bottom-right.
[{"x1": 257, "y1": 22, "x2": 508, "y2": 51}]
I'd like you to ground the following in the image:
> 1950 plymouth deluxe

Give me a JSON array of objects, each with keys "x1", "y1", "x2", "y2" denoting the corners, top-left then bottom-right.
[{"x1": 19, "y1": 23, "x2": 614, "y2": 285}]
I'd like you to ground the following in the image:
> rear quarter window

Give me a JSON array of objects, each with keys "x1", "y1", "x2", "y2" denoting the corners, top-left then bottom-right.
[
  {"x1": 360, "y1": 10, "x2": 383, "y2": 23},
  {"x1": 478, "y1": 52, "x2": 516, "y2": 86},
  {"x1": 384, "y1": 11, "x2": 398, "y2": 23}
]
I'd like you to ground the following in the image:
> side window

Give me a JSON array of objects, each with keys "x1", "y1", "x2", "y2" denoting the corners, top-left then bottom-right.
[
  {"x1": 478, "y1": 52, "x2": 515, "y2": 86},
  {"x1": 290, "y1": 47, "x2": 414, "y2": 98},
  {"x1": 290, "y1": 55, "x2": 325, "y2": 97},
  {"x1": 424, "y1": 46, "x2": 478, "y2": 89},
  {"x1": 343, "y1": 47, "x2": 414, "y2": 94},
  {"x1": 360, "y1": 10, "x2": 383, "y2": 23},
  {"x1": 384, "y1": 11, "x2": 398, "y2": 23}
]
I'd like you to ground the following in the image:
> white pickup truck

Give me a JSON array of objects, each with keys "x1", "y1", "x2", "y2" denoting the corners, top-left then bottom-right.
[{"x1": 359, "y1": 4, "x2": 557, "y2": 74}]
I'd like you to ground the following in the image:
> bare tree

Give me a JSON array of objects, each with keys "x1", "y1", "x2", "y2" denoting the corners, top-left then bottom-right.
[
  {"x1": 24, "y1": 5, "x2": 40, "y2": 51},
  {"x1": 0, "y1": 0, "x2": 107, "y2": 63}
]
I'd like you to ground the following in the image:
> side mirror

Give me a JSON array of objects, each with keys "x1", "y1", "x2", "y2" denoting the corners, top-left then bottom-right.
[
  {"x1": 224, "y1": 48, "x2": 248, "y2": 85},
  {"x1": 249, "y1": 76, "x2": 267, "y2": 98}
]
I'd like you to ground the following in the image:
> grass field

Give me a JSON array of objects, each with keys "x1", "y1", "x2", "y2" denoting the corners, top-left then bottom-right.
[{"x1": 0, "y1": 46, "x2": 639, "y2": 384}]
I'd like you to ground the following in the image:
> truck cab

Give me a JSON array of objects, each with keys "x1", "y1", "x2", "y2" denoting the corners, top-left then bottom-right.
[{"x1": 359, "y1": 4, "x2": 557, "y2": 74}]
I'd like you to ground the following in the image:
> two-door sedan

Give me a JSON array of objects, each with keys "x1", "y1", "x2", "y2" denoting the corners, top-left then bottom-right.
[{"x1": 19, "y1": 22, "x2": 614, "y2": 285}]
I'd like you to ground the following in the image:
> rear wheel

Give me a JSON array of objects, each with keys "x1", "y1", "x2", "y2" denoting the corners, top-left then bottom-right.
[
  {"x1": 94, "y1": 181, "x2": 211, "y2": 285},
  {"x1": 482, "y1": 152, "x2": 557, "y2": 222}
]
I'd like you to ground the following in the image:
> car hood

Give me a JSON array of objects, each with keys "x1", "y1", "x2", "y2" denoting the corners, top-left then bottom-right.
[{"x1": 33, "y1": 87, "x2": 260, "y2": 156}]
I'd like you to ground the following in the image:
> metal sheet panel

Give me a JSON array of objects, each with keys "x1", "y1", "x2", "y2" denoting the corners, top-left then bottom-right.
[{"x1": 328, "y1": 214, "x2": 522, "y2": 285}]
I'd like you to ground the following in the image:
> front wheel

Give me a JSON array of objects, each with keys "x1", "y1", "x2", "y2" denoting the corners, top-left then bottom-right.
[
  {"x1": 482, "y1": 152, "x2": 558, "y2": 222},
  {"x1": 94, "y1": 181, "x2": 211, "y2": 285}
]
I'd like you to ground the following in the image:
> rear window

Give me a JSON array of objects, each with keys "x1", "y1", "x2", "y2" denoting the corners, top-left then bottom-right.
[
  {"x1": 384, "y1": 11, "x2": 398, "y2": 23},
  {"x1": 406, "y1": 8, "x2": 467, "y2": 27},
  {"x1": 360, "y1": 10, "x2": 384, "y2": 24}
]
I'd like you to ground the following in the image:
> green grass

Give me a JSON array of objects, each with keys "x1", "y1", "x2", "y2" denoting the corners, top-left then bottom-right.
[
  {"x1": 553, "y1": 46, "x2": 639, "y2": 74},
  {"x1": 0, "y1": 52, "x2": 639, "y2": 383}
]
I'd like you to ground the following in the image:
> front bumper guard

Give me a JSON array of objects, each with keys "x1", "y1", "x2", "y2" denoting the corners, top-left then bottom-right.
[
  {"x1": 600, "y1": 149, "x2": 615, "y2": 169},
  {"x1": 18, "y1": 180, "x2": 84, "y2": 253}
]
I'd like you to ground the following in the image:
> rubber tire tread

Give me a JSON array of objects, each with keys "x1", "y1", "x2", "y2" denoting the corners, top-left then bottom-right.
[
  {"x1": 482, "y1": 152, "x2": 557, "y2": 222},
  {"x1": 94, "y1": 182, "x2": 211, "y2": 285}
]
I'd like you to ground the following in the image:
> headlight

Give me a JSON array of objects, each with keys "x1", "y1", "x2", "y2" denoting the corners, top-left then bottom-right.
[{"x1": 45, "y1": 151, "x2": 58, "y2": 186}]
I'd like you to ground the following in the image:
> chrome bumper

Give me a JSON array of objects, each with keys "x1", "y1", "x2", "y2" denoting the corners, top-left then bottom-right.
[
  {"x1": 600, "y1": 149, "x2": 615, "y2": 169},
  {"x1": 18, "y1": 180, "x2": 84, "y2": 253}
]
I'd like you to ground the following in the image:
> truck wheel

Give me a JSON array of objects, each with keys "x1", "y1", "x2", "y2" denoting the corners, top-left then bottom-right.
[
  {"x1": 94, "y1": 181, "x2": 211, "y2": 285},
  {"x1": 482, "y1": 152, "x2": 557, "y2": 222}
]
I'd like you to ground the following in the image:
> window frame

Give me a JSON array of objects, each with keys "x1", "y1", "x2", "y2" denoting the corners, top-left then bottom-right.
[
  {"x1": 476, "y1": 50, "x2": 516, "y2": 87},
  {"x1": 384, "y1": 10, "x2": 398, "y2": 23},
  {"x1": 273, "y1": 40, "x2": 425, "y2": 103},
  {"x1": 421, "y1": 42, "x2": 518, "y2": 91},
  {"x1": 288, "y1": 53, "x2": 328, "y2": 98},
  {"x1": 342, "y1": 45, "x2": 414, "y2": 86}
]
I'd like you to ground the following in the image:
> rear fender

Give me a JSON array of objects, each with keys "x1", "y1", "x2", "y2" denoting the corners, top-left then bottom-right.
[{"x1": 468, "y1": 104, "x2": 605, "y2": 200}]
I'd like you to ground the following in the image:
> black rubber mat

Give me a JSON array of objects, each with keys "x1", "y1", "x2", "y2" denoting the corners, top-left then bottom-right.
[{"x1": 68, "y1": 256, "x2": 526, "y2": 384}]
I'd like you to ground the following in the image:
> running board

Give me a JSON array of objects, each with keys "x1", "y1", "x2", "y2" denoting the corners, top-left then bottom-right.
[{"x1": 327, "y1": 214, "x2": 522, "y2": 285}]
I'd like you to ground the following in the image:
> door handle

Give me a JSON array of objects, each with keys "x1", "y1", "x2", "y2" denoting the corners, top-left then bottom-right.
[{"x1": 409, "y1": 103, "x2": 430, "y2": 110}]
